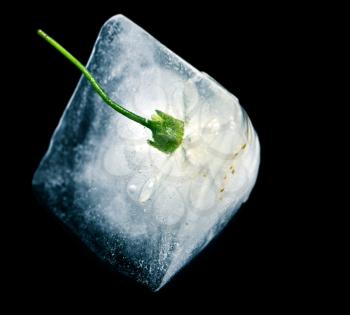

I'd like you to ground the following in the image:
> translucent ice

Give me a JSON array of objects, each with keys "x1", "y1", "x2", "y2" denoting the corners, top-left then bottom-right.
[{"x1": 33, "y1": 15, "x2": 260, "y2": 290}]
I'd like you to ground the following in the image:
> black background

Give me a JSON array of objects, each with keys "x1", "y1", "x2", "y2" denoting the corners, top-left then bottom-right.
[{"x1": 5, "y1": 3, "x2": 328, "y2": 312}]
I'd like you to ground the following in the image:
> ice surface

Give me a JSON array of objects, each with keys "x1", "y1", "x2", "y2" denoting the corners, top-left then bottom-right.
[{"x1": 33, "y1": 15, "x2": 260, "y2": 290}]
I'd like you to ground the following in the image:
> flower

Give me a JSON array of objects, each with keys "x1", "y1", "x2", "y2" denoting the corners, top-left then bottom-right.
[{"x1": 101, "y1": 76, "x2": 252, "y2": 225}]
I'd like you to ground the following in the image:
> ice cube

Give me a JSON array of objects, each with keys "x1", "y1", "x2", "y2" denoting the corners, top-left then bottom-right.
[{"x1": 32, "y1": 15, "x2": 260, "y2": 291}]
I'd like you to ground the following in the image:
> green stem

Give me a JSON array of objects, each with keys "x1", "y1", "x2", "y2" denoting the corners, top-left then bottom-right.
[{"x1": 37, "y1": 29, "x2": 151, "y2": 129}]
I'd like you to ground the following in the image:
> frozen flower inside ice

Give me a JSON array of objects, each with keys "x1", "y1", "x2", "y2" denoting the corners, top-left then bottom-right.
[
  {"x1": 33, "y1": 15, "x2": 260, "y2": 291},
  {"x1": 103, "y1": 74, "x2": 257, "y2": 224}
]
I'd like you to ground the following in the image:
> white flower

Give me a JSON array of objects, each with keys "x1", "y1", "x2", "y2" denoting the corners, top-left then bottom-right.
[{"x1": 102, "y1": 77, "x2": 252, "y2": 225}]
